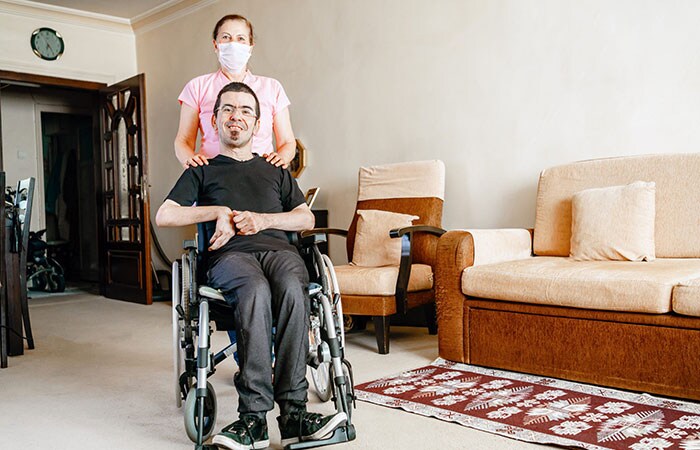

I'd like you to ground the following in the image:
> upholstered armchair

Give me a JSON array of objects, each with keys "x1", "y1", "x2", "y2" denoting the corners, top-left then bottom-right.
[{"x1": 323, "y1": 160, "x2": 445, "y2": 354}]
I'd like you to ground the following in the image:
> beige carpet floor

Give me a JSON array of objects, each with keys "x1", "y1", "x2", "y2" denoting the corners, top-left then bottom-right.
[{"x1": 0, "y1": 292, "x2": 550, "y2": 449}]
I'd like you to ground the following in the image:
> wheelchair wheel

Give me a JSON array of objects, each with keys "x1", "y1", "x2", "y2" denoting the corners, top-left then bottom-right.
[
  {"x1": 29, "y1": 271, "x2": 47, "y2": 291},
  {"x1": 312, "y1": 363, "x2": 332, "y2": 402},
  {"x1": 47, "y1": 273, "x2": 65, "y2": 292},
  {"x1": 184, "y1": 381, "x2": 217, "y2": 443},
  {"x1": 46, "y1": 259, "x2": 65, "y2": 292},
  {"x1": 311, "y1": 348, "x2": 332, "y2": 402},
  {"x1": 309, "y1": 301, "x2": 332, "y2": 402},
  {"x1": 172, "y1": 260, "x2": 185, "y2": 407}
]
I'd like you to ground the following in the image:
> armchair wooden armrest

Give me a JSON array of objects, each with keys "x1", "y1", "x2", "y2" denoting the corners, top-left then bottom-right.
[{"x1": 390, "y1": 224, "x2": 446, "y2": 315}]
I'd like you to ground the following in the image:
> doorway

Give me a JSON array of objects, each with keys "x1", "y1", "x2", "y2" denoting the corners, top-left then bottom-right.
[
  {"x1": 39, "y1": 112, "x2": 99, "y2": 290},
  {"x1": 1, "y1": 70, "x2": 153, "y2": 303}
]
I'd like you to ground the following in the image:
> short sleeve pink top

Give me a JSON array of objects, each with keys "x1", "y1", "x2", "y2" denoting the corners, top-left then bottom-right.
[{"x1": 178, "y1": 70, "x2": 291, "y2": 158}]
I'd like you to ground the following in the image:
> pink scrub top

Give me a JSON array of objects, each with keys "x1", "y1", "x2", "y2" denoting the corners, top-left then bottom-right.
[{"x1": 178, "y1": 70, "x2": 291, "y2": 158}]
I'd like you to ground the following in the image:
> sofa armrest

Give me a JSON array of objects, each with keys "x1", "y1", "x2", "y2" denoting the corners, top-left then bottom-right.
[
  {"x1": 434, "y1": 228, "x2": 533, "y2": 362},
  {"x1": 467, "y1": 228, "x2": 533, "y2": 266}
]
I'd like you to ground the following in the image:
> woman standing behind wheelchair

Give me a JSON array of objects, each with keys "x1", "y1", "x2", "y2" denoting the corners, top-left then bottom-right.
[
  {"x1": 174, "y1": 14, "x2": 296, "y2": 364},
  {"x1": 174, "y1": 14, "x2": 296, "y2": 169}
]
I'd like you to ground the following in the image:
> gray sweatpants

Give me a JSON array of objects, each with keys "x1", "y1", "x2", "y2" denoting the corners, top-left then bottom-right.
[{"x1": 207, "y1": 249, "x2": 310, "y2": 416}]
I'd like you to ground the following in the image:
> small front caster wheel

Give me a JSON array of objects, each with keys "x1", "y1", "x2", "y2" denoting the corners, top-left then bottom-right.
[{"x1": 184, "y1": 381, "x2": 217, "y2": 443}]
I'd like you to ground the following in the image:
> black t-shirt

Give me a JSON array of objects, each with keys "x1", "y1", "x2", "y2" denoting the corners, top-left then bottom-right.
[{"x1": 165, "y1": 155, "x2": 306, "y2": 257}]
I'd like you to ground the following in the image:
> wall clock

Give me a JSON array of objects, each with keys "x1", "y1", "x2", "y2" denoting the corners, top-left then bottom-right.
[{"x1": 30, "y1": 27, "x2": 65, "y2": 61}]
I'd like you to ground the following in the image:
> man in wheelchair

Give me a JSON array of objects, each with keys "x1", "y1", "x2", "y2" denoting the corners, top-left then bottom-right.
[{"x1": 156, "y1": 82, "x2": 347, "y2": 450}]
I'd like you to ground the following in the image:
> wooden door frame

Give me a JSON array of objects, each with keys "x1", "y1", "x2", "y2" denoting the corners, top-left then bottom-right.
[
  {"x1": 0, "y1": 69, "x2": 106, "y2": 285},
  {"x1": 0, "y1": 70, "x2": 106, "y2": 92},
  {"x1": 1, "y1": 70, "x2": 153, "y2": 303}
]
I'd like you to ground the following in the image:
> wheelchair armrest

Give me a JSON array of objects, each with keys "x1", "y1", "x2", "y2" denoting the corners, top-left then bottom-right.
[
  {"x1": 299, "y1": 232, "x2": 327, "y2": 246},
  {"x1": 199, "y1": 286, "x2": 225, "y2": 301},
  {"x1": 300, "y1": 228, "x2": 349, "y2": 240}
]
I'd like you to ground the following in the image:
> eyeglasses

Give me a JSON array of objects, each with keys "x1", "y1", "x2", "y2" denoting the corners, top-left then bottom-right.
[{"x1": 215, "y1": 104, "x2": 258, "y2": 119}]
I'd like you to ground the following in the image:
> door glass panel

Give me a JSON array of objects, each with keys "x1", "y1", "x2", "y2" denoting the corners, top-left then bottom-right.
[
  {"x1": 116, "y1": 116, "x2": 130, "y2": 221},
  {"x1": 120, "y1": 226, "x2": 130, "y2": 241},
  {"x1": 105, "y1": 116, "x2": 113, "y2": 163}
]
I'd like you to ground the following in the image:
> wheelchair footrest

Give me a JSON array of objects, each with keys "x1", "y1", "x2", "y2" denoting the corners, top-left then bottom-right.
[{"x1": 284, "y1": 424, "x2": 356, "y2": 450}]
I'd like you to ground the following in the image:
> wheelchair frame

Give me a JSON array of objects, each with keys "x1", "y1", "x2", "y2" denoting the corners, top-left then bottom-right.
[{"x1": 171, "y1": 227, "x2": 356, "y2": 450}]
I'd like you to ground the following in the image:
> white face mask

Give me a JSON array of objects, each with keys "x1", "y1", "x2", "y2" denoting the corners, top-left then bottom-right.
[{"x1": 217, "y1": 42, "x2": 252, "y2": 74}]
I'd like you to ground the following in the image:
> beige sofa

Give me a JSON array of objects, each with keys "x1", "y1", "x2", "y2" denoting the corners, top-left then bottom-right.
[{"x1": 435, "y1": 154, "x2": 700, "y2": 400}]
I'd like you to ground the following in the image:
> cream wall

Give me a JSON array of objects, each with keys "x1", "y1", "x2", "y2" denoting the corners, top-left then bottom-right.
[
  {"x1": 137, "y1": 0, "x2": 700, "y2": 262},
  {"x1": 0, "y1": 1, "x2": 138, "y2": 231},
  {"x1": 0, "y1": 1, "x2": 136, "y2": 83}
]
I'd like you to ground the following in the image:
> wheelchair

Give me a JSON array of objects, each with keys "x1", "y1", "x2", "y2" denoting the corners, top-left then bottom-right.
[
  {"x1": 171, "y1": 224, "x2": 356, "y2": 450},
  {"x1": 26, "y1": 229, "x2": 66, "y2": 293}
]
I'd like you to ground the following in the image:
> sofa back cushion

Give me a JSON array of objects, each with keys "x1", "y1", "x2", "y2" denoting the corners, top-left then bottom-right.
[
  {"x1": 570, "y1": 181, "x2": 656, "y2": 261},
  {"x1": 534, "y1": 153, "x2": 700, "y2": 258}
]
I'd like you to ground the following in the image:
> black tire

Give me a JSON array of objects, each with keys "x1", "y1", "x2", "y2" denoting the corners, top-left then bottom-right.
[
  {"x1": 47, "y1": 273, "x2": 65, "y2": 292},
  {"x1": 47, "y1": 258, "x2": 64, "y2": 276}
]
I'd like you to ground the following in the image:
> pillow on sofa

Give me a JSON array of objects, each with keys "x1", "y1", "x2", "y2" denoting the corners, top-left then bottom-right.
[
  {"x1": 352, "y1": 209, "x2": 418, "y2": 267},
  {"x1": 570, "y1": 181, "x2": 656, "y2": 261}
]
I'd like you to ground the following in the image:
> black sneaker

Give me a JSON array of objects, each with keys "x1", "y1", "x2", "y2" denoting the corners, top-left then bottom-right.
[
  {"x1": 278, "y1": 411, "x2": 347, "y2": 446},
  {"x1": 212, "y1": 415, "x2": 270, "y2": 450}
]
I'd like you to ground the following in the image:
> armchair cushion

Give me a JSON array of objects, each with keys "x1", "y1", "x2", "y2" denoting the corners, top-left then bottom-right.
[
  {"x1": 351, "y1": 209, "x2": 418, "y2": 267},
  {"x1": 335, "y1": 263, "x2": 433, "y2": 296},
  {"x1": 462, "y1": 257, "x2": 700, "y2": 313},
  {"x1": 570, "y1": 181, "x2": 656, "y2": 262}
]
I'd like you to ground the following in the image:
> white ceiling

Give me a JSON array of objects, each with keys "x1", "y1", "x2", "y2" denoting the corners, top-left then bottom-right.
[{"x1": 28, "y1": 0, "x2": 176, "y2": 20}]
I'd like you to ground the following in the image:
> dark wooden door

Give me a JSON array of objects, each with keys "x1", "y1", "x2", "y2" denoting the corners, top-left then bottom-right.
[{"x1": 99, "y1": 74, "x2": 152, "y2": 304}]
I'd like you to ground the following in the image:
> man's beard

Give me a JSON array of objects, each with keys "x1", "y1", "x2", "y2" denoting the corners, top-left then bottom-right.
[{"x1": 221, "y1": 123, "x2": 252, "y2": 148}]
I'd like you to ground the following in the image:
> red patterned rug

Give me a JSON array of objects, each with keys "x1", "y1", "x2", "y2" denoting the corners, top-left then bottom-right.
[{"x1": 355, "y1": 358, "x2": 700, "y2": 449}]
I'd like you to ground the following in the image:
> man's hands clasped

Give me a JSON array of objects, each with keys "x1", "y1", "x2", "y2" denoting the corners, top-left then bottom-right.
[
  {"x1": 208, "y1": 207, "x2": 267, "y2": 250},
  {"x1": 208, "y1": 208, "x2": 235, "y2": 251},
  {"x1": 232, "y1": 210, "x2": 267, "y2": 235}
]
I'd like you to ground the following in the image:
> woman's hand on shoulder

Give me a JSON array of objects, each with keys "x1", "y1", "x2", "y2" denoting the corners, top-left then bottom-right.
[
  {"x1": 263, "y1": 152, "x2": 289, "y2": 169},
  {"x1": 184, "y1": 154, "x2": 210, "y2": 169}
]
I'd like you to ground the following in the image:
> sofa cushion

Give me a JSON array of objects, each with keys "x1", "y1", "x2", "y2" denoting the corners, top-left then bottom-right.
[
  {"x1": 534, "y1": 153, "x2": 700, "y2": 258},
  {"x1": 570, "y1": 181, "x2": 656, "y2": 262},
  {"x1": 351, "y1": 209, "x2": 418, "y2": 267},
  {"x1": 335, "y1": 263, "x2": 433, "y2": 296},
  {"x1": 462, "y1": 257, "x2": 700, "y2": 313},
  {"x1": 672, "y1": 278, "x2": 700, "y2": 317}
]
